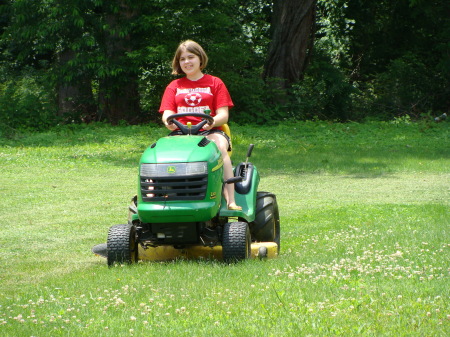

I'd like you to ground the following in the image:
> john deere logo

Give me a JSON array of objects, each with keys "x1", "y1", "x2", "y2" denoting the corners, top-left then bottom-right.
[{"x1": 167, "y1": 166, "x2": 176, "y2": 174}]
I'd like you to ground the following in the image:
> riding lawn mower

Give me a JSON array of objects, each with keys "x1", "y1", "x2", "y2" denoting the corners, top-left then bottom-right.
[{"x1": 92, "y1": 112, "x2": 280, "y2": 265}]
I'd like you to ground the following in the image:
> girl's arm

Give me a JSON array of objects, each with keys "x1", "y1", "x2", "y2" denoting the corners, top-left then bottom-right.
[
  {"x1": 162, "y1": 110, "x2": 178, "y2": 131},
  {"x1": 203, "y1": 106, "x2": 229, "y2": 130}
]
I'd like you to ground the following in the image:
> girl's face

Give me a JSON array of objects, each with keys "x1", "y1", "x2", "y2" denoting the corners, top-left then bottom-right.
[{"x1": 179, "y1": 49, "x2": 202, "y2": 79}]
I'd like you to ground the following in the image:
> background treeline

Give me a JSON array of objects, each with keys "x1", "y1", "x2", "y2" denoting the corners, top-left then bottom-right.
[{"x1": 0, "y1": 0, "x2": 449, "y2": 134}]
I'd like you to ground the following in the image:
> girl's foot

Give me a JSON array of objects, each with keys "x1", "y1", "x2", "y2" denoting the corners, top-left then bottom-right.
[{"x1": 227, "y1": 203, "x2": 242, "y2": 211}]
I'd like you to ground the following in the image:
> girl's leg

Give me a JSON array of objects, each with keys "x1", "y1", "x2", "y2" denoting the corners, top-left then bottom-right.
[{"x1": 206, "y1": 133, "x2": 240, "y2": 209}]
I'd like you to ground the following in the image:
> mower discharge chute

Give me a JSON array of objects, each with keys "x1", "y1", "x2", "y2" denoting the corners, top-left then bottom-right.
[{"x1": 93, "y1": 113, "x2": 280, "y2": 265}]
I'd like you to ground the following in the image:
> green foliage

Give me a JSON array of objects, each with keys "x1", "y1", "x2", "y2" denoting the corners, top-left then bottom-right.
[
  {"x1": 373, "y1": 53, "x2": 437, "y2": 117},
  {"x1": 1, "y1": 0, "x2": 449, "y2": 127},
  {"x1": 0, "y1": 69, "x2": 58, "y2": 136},
  {"x1": 290, "y1": 53, "x2": 356, "y2": 121},
  {"x1": 315, "y1": 0, "x2": 354, "y2": 67},
  {"x1": 299, "y1": 0, "x2": 450, "y2": 121},
  {"x1": 0, "y1": 0, "x2": 279, "y2": 128}
]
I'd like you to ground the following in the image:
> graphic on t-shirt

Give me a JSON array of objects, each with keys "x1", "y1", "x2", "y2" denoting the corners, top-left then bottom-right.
[
  {"x1": 184, "y1": 92, "x2": 202, "y2": 106},
  {"x1": 177, "y1": 87, "x2": 212, "y2": 95},
  {"x1": 173, "y1": 86, "x2": 214, "y2": 114}
]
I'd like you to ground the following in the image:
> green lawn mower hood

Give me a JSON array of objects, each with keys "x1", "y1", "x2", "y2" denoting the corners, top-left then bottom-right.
[{"x1": 137, "y1": 135, "x2": 224, "y2": 223}]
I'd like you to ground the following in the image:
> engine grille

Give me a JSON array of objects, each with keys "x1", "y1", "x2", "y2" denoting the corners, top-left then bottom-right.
[{"x1": 141, "y1": 174, "x2": 208, "y2": 201}]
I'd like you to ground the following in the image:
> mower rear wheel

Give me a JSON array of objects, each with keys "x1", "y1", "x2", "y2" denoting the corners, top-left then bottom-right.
[
  {"x1": 222, "y1": 222, "x2": 251, "y2": 262},
  {"x1": 251, "y1": 192, "x2": 280, "y2": 252},
  {"x1": 107, "y1": 224, "x2": 138, "y2": 266}
]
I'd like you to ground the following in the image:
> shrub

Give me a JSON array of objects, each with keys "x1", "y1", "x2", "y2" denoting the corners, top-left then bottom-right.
[
  {"x1": 373, "y1": 53, "x2": 436, "y2": 117},
  {"x1": 290, "y1": 57, "x2": 356, "y2": 121},
  {"x1": 0, "y1": 71, "x2": 57, "y2": 137}
]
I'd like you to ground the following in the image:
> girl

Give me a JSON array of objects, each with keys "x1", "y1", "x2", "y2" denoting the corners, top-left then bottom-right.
[{"x1": 159, "y1": 40, "x2": 241, "y2": 211}]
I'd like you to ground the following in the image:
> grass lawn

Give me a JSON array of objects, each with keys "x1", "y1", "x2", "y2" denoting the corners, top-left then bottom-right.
[{"x1": 0, "y1": 120, "x2": 449, "y2": 336}]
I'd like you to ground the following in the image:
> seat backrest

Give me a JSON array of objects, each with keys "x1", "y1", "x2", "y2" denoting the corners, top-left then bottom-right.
[{"x1": 221, "y1": 123, "x2": 233, "y2": 157}]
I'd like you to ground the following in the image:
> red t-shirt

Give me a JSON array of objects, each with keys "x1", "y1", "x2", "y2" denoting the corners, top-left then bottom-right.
[{"x1": 159, "y1": 74, "x2": 234, "y2": 129}]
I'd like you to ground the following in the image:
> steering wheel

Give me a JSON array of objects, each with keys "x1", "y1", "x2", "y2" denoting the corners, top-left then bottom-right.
[{"x1": 166, "y1": 112, "x2": 215, "y2": 135}]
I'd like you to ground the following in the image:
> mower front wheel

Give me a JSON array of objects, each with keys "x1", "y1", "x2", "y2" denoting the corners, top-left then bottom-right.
[
  {"x1": 107, "y1": 224, "x2": 138, "y2": 266},
  {"x1": 222, "y1": 222, "x2": 251, "y2": 263}
]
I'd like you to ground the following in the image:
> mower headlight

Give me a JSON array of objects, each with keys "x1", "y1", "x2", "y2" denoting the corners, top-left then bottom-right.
[
  {"x1": 140, "y1": 162, "x2": 207, "y2": 177},
  {"x1": 186, "y1": 162, "x2": 208, "y2": 175}
]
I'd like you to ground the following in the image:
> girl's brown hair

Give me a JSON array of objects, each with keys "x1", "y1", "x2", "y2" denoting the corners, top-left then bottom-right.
[{"x1": 171, "y1": 40, "x2": 208, "y2": 75}]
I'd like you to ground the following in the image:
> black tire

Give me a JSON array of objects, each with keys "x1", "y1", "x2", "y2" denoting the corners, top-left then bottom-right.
[
  {"x1": 251, "y1": 192, "x2": 280, "y2": 252},
  {"x1": 222, "y1": 222, "x2": 251, "y2": 262},
  {"x1": 107, "y1": 224, "x2": 138, "y2": 266}
]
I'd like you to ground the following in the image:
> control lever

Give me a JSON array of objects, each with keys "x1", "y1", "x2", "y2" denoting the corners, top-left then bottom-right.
[
  {"x1": 225, "y1": 176, "x2": 243, "y2": 184},
  {"x1": 243, "y1": 144, "x2": 254, "y2": 176}
]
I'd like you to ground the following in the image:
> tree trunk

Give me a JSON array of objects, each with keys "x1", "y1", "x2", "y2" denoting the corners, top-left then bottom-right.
[
  {"x1": 98, "y1": 1, "x2": 141, "y2": 124},
  {"x1": 57, "y1": 49, "x2": 95, "y2": 121},
  {"x1": 99, "y1": 77, "x2": 140, "y2": 124},
  {"x1": 263, "y1": 0, "x2": 317, "y2": 89}
]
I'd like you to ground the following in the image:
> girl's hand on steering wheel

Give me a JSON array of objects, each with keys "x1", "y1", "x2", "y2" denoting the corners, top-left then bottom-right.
[
  {"x1": 202, "y1": 118, "x2": 215, "y2": 130},
  {"x1": 164, "y1": 120, "x2": 178, "y2": 131}
]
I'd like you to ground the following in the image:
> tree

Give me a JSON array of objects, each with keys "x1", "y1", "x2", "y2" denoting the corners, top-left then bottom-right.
[
  {"x1": 292, "y1": 0, "x2": 450, "y2": 120},
  {"x1": 4, "y1": 0, "x2": 447, "y2": 128},
  {"x1": 95, "y1": 1, "x2": 142, "y2": 124},
  {"x1": 343, "y1": 0, "x2": 450, "y2": 116},
  {"x1": 263, "y1": 0, "x2": 317, "y2": 89},
  {"x1": 1, "y1": 0, "x2": 262, "y2": 126},
  {"x1": 1, "y1": 0, "x2": 100, "y2": 121}
]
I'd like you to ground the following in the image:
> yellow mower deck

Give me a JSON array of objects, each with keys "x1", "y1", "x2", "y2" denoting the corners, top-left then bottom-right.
[
  {"x1": 93, "y1": 242, "x2": 278, "y2": 261},
  {"x1": 138, "y1": 242, "x2": 278, "y2": 261}
]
